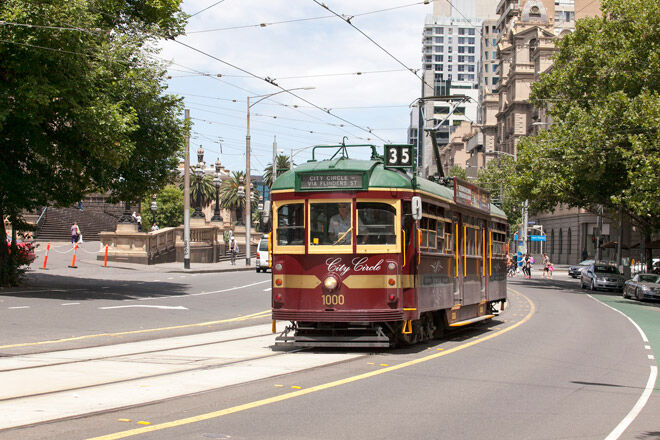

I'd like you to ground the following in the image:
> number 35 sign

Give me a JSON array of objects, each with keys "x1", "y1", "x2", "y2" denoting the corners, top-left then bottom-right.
[{"x1": 384, "y1": 144, "x2": 414, "y2": 168}]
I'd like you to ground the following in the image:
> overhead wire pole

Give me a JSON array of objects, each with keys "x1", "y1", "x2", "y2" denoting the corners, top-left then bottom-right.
[{"x1": 183, "y1": 109, "x2": 191, "y2": 270}]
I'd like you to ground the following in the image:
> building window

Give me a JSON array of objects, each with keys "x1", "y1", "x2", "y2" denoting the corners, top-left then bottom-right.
[
  {"x1": 468, "y1": 65, "x2": 474, "y2": 72},
  {"x1": 458, "y1": 47, "x2": 465, "y2": 53},
  {"x1": 485, "y1": 51, "x2": 489, "y2": 60},
  {"x1": 435, "y1": 27, "x2": 443, "y2": 34},
  {"x1": 468, "y1": 28, "x2": 475, "y2": 35},
  {"x1": 485, "y1": 77, "x2": 489, "y2": 85},
  {"x1": 468, "y1": 56, "x2": 475, "y2": 62},
  {"x1": 459, "y1": 28, "x2": 466, "y2": 35},
  {"x1": 468, "y1": 37, "x2": 475, "y2": 44},
  {"x1": 448, "y1": 56, "x2": 452, "y2": 62},
  {"x1": 458, "y1": 55, "x2": 465, "y2": 62},
  {"x1": 435, "y1": 37, "x2": 444, "y2": 44},
  {"x1": 468, "y1": 47, "x2": 475, "y2": 54},
  {"x1": 567, "y1": 228, "x2": 572, "y2": 255},
  {"x1": 434, "y1": 64, "x2": 443, "y2": 71},
  {"x1": 493, "y1": 77, "x2": 499, "y2": 85},
  {"x1": 458, "y1": 37, "x2": 466, "y2": 44},
  {"x1": 458, "y1": 65, "x2": 465, "y2": 72},
  {"x1": 435, "y1": 55, "x2": 443, "y2": 62},
  {"x1": 559, "y1": 228, "x2": 563, "y2": 255}
]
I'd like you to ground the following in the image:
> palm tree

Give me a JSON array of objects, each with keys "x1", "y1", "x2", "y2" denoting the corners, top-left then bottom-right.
[
  {"x1": 264, "y1": 154, "x2": 293, "y2": 187},
  {"x1": 220, "y1": 171, "x2": 260, "y2": 224},
  {"x1": 179, "y1": 174, "x2": 216, "y2": 208}
]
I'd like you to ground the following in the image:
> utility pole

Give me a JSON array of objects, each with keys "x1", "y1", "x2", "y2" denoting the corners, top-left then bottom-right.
[
  {"x1": 272, "y1": 135, "x2": 277, "y2": 182},
  {"x1": 183, "y1": 109, "x2": 191, "y2": 270},
  {"x1": 520, "y1": 200, "x2": 529, "y2": 265},
  {"x1": 595, "y1": 204, "x2": 602, "y2": 262},
  {"x1": 246, "y1": 98, "x2": 252, "y2": 266}
]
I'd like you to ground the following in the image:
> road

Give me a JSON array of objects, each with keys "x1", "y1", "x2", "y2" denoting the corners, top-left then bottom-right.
[{"x1": 0, "y1": 264, "x2": 658, "y2": 440}]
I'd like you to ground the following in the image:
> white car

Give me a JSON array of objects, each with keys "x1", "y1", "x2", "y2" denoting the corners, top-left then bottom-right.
[
  {"x1": 580, "y1": 263, "x2": 625, "y2": 291},
  {"x1": 255, "y1": 236, "x2": 271, "y2": 273}
]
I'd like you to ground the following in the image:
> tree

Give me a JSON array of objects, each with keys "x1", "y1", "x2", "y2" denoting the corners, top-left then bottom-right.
[
  {"x1": 447, "y1": 165, "x2": 467, "y2": 180},
  {"x1": 263, "y1": 154, "x2": 293, "y2": 187},
  {"x1": 179, "y1": 174, "x2": 216, "y2": 209},
  {"x1": 0, "y1": 0, "x2": 188, "y2": 285},
  {"x1": 140, "y1": 185, "x2": 184, "y2": 229},
  {"x1": 477, "y1": 157, "x2": 522, "y2": 232},
  {"x1": 220, "y1": 171, "x2": 260, "y2": 225},
  {"x1": 513, "y1": 0, "x2": 660, "y2": 240}
]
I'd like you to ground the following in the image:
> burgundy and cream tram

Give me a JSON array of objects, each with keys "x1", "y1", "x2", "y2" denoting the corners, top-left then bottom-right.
[{"x1": 269, "y1": 144, "x2": 508, "y2": 347}]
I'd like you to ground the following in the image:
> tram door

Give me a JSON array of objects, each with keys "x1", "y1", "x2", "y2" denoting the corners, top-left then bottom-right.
[
  {"x1": 480, "y1": 218, "x2": 487, "y2": 303},
  {"x1": 453, "y1": 214, "x2": 462, "y2": 306}
]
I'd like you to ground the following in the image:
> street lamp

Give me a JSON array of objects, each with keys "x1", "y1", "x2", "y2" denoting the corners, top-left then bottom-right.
[
  {"x1": 150, "y1": 195, "x2": 157, "y2": 227},
  {"x1": 211, "y1": 158, "x2": 223, "y2": 222},
  {"x1": 246, "y1": 86, "x2": 314, "y2": 266},
  {"x1": 192, "y1": 164, "x2": 205, "y2": 219}
]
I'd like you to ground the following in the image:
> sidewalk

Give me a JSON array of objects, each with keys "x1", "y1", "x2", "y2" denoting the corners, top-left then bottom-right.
[{"x1": 26, "y1": 241, "x2": 255, "y2": 277}]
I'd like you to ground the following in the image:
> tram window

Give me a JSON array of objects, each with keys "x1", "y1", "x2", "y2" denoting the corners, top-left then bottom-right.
[
  {"x1": 276, "y1": 204, "x2": 305, "y2": 246},
  {"x1": 445, "y1": 222, "x2": 454, "y2": 252},
  {"x1": 420, "y1": 216, "x2": 437, "y2": 250},
  {"x1": 402, "y1": 201, "x2": 413, "y2": 246},
  {"x1": 356, "y1": 202, "x2": 396, "y2": 245},
  {"x1": 436, "y1": 221, "x2": 446, "y2": 251},
  {"x1": 310, "y1": 202, "x2": 352, "y2": 246}
]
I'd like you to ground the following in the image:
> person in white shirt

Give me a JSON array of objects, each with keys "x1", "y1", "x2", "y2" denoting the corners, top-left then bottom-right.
[{"x1": 328, "y1": 204, "x2": 351, "y2": 245}]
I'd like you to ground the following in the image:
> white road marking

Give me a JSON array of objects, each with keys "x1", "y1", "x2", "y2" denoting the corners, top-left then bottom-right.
[
  {"x1": 8, "y1": 306, "x2": 29, "y2": 309},
  {"x1": 589, "y1": 295, "x2": 656, "y2": 440},
  {"x1": 61, "y1": 303, "x2": 80, "y2": 306},
  {"x1": 645, "y1": 345, "x2": 651, "y2": 350},
  {"x1": 263, "y1": 287, "x2": 272, "y2": 291},
  {"x1": 649, "y1": 355, "x2": 655, "y2": 360},
  {"x1": 99, "y1": 305, "x2": 188, "y2": 310}
]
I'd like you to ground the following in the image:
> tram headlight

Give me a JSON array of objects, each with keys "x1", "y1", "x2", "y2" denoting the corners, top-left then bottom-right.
[
  {"x1": 324, "y1": 276, "x2": 338, "y2": 291},
  {"x1": 388, "y1": 262, "x2": 396, "y2": 271},
  {"x1": 275, "y1": 263, "x2": 282, "y2": 271}
]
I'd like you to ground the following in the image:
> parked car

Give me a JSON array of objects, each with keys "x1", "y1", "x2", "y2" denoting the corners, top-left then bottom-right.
[
  {"x1": 623, "y1": 273, "x2": 660, "y2": 300},
  {"x1": 255, "y1": 235, "x2": 270, "y2": 273},
  {"x1": 568, "y1": 259, "x2": 594, "y2": 278},
  {"x1": 5, "y1": 235, "x2": 36, "y2": 265},
  {"x1": 580, "y1": 263, "x2": 625, "y2": 291}
]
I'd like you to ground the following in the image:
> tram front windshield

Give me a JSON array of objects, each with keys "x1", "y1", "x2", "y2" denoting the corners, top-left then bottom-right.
[{"x1": 310, "y1": 202, "x2": 352, "y2": 246}]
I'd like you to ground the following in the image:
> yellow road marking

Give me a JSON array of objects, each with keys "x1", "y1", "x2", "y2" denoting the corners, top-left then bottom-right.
[
  {"x1": 86, "y1": 289, "x2": 534, "y2": 440},
  {"x1": 0, "y1": 310, "x2": 271, "y2": 349}
]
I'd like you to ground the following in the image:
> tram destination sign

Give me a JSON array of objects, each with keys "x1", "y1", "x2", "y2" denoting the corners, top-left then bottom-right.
[
  {"x1": 299, "y1": 173, "x2": 364, "y2": 190},
  {"x1": 453, "y1": 178, "x2": 490, "y2": 213}
]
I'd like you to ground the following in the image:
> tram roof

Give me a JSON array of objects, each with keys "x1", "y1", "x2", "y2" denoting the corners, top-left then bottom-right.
[{"x1": 272, "y1": 158, "x2": 506, "y2": 219}]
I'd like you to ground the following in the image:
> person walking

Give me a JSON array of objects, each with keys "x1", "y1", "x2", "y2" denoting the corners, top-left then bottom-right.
[
  {"x1": 523, "y1": 254, "x2": 532, "y2": 279},
  {"x1": 71, "y1": 222, "x2": 81, "y2": 244},
  {"x1": 542, "y1": 253, "x2": 552, "y2": 279}
]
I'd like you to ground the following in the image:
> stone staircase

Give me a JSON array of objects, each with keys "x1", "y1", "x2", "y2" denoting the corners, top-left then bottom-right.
[{"x1": 36, "y1": 207, "x2": 121, "y2": 242}]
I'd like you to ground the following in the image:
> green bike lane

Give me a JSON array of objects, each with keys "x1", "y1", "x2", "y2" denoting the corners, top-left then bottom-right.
[{"x1": 590, "y1": 292, "x2": 659, "y2": 392}]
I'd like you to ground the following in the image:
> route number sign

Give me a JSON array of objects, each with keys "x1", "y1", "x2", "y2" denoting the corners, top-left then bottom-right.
[{"x1": 384, "y1": 144, "x2": 413, "y2": 168}]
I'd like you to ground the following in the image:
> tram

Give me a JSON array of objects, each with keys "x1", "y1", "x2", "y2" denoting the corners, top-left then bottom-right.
[{"x1": 269, "y1": 143, "x2": 508, "y2": 347}]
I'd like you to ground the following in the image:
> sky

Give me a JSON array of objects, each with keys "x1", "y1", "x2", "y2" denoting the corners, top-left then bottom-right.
[{"x1": 158, "y1": 0, "x2": 434, "y2": 176}]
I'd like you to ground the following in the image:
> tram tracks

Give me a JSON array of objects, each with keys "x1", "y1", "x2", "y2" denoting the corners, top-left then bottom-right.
[{"x1": 0, "y1": 324, "x2": 365, "y2": 431}]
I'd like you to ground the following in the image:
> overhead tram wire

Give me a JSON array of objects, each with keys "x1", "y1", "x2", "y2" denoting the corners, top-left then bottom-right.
[
  {"x1": 188, "y1": 0, "x2": 227, "y2": 18},
  {"x1": 311, "y1": 0, "x2": 434, "y2": 92},
  {"x1": 173, "y1": 39, "x2": 390, "y2": 143},
  {"x1": 187, "y1": 1, "x2": 428, "y2": 34},
  {"x1": 160, "y1": 55, "x2": 371, "y2": 141}
]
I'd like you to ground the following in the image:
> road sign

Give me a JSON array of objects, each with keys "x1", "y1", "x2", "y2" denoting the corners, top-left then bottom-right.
[{"x1": 530, "y1": 235, "x2": 546, "y2": 242}]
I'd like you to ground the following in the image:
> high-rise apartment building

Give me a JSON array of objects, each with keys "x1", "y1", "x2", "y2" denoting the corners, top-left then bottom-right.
[{"x1": 411, "y1": 0, "x2": 500, "y2": 177}]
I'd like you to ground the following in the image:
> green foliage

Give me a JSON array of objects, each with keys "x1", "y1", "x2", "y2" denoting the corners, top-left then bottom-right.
[
  {"x1": 140, "y1": 185, "x2": 184, "y2": 229},
  {"x1": 179, "y1": 174, "x2": 216, "y2": 208},
  {"x1": 447, "y1": 165, "x2": 467, "y2": 180},
  {"x1": 476, "y1": 157, "x2": 522, "y2": 231},
  {"x1": 0, "y1": 0, "x2": 188, "y2": 285},
  {"x1": 519, "y1": 0, "x2": 660, "y2": 232},
  {"x1": 263, "y1": 154, "x2": 293, "y2": 187}
]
